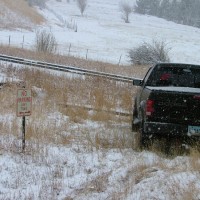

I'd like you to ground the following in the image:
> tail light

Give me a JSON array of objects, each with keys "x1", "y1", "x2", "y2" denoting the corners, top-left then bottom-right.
[
  {"x1": 193, "y1": 95, "x2": 200, "y2": 100},
  {"x1": 146, "y1": 99, "x2": 154, "y2": 116}
]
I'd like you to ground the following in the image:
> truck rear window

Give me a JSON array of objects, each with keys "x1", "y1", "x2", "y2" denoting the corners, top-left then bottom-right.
[{"x1": 146, "y1": 64, "x2": 200, "y2": 88}]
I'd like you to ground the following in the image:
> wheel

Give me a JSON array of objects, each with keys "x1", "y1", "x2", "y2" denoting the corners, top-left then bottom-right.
[
  {"x1": 134, "y1": 130, "x2": 149, "y2": 150},
  {"x1": 132, "y1": 118, "x2": 139, "y2": 132},
  {"x1": 139, "y1": 132, "x2": 150, "y2": 150},
  {"x1": 133, "y1": 120, "x2": 147, "y2": 150},
  {"x1": 138, "y1": 120, "x2": 153, "y2": 150}
]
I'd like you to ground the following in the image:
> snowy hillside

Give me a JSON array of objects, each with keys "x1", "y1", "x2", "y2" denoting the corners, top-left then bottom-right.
[
  {"x1": 1, "y1": 0, "x2": 200, "y2": 65},
  {"x1": 0, "y1": 0, "x2": 44, "y2": 30}
]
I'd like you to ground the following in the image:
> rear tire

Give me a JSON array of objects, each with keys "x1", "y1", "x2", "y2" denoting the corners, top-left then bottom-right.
[
  {"x1": 132, "y1": 118, "x2": 139, "y2": 132},
  {"x1": 138, "y1": 121, "x2": 153, "y2": 150},
  {"x1": 134, "y1": 131, "x2": 148, "y2": 150}
]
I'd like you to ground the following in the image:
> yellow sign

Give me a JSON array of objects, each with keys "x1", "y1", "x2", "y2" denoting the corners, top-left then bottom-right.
[{"x1": 17, "y1": 89, "x2": 32, "y2": 117}]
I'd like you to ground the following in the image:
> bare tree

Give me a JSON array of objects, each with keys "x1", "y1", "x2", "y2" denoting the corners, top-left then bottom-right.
[
  {"x1": 128, "y1": 40, "x2": 171, "y2": 65},
  {"x1": 77, "y1": 0, "x2": 87, "y2": 16},
  {"x1": 27, "y1": 0, "x2": 46, "y2": 9},
  {"x1": 35, "y1": 30, "x2": 57, "y2": 54},
  {"x1": 120, "y1": 1, "x2": 132, "y2": 23}
]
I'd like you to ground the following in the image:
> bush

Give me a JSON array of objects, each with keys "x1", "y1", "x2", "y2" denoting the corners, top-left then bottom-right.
[
  {"x1": 128, "y1": 40, "x2": 171, "y2": 65},
  {"x1": 35, "y1": 30, "x2": 57, "y2": 54},
  {"x1": 27, "y1": 0, "x2": 47, "y2": 9}
]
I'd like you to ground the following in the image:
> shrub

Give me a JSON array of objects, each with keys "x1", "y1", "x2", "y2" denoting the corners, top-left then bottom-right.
[
  {"x1": 27, "y1": 0, "x2": 47, "y2": 9},
  {"x1": 35, "y1": 30, "x2": 57, "y2": 54},
  {"x1": 128, "y1": 40, "x2": 171, "y2": 65}
]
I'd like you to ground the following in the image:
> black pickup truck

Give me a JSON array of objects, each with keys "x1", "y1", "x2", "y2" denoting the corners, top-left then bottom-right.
[{"x1": 132, "y1": 63, "x2": 200, "y2": 148}]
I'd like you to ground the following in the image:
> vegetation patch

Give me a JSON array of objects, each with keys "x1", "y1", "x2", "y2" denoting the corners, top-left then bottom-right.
[{"x1": 0, "y1": 0, "x2": 45, "y2": 30}]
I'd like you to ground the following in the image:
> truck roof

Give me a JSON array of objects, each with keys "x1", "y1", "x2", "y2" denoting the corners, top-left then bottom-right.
[{"x1": 155, "y1": 63, "x2": 200, "y2": 68}]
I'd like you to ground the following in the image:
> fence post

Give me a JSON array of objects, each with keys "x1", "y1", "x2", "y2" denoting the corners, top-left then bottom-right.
[
  {"x1": 86, "y1": 49, "x2": 88, "y2": 60},
  {"x1": 9, "y1": 35, "x2": 11, "y2": 46},
  {"x1": 22, "y1": 35, "x2": 24, "y2": 49},
  {"x1": 68, "y1": 43, "x2": 71, "y2": 56},
  {"x1": 22, "y1": 116, "x2": 26, "y2": 152},
  {"x1": 118, "y1": 54, "x2": 122, "y2": 65}
]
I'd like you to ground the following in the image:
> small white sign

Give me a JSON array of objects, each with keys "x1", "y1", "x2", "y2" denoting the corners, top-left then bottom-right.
[{"x1": 17, "y1": 89, "x2": 32, "y2": 117}]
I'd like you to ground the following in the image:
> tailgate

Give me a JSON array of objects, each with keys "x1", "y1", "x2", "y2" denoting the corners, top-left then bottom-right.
[{"x1": 148, "y1": 87, "x2": 200, "y2": 125}]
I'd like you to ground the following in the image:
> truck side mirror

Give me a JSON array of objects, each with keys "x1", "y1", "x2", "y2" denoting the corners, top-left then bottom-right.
[{"x1": 133, "y1": 79, "x2": 142, "y2": 86}]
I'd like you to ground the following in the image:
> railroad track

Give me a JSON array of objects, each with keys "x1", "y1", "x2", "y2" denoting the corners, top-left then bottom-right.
[{"x1": 0, "y1": 54, "x2": 139, "y2": 83}]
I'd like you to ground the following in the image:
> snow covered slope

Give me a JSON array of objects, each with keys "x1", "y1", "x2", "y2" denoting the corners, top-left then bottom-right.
[{"x1": 1, "y1": 0, "x2": 200, "y2": 65}]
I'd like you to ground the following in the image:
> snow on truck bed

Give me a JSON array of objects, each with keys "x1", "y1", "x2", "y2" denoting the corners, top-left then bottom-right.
[{"x1": 147, "y1": 86, "x2": 200, "y2": 93}]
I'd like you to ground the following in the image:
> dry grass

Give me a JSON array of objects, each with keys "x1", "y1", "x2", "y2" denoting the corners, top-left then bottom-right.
[
  {"x1": 0, "y1": 60, "x2": 135, "y2": 151},
  {"x1": 168, "y1": 178, "x2": 199, "y2": 200},
  {"x1": 189, "y1": 148, "x2": 200, "y2": 171},
  {"x1": 0, "y1": 84, "x2": 17, "y2": 112},
  {"x1": 0, "y1": 45, "x2": 149, "y2": 78},
  {"x1": 135, "y1": 136, "x2": 200, "y2": 159},
  {"x1": 62, "y1": 106, "x2": 89, "y2": 123},
  {"x1": 1, "y1": 0, "x2": 45, "y2": 27}
]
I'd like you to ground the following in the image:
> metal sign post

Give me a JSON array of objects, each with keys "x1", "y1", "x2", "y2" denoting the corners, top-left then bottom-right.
[
  {"x1": 22, "y1": 116, "x2": 25, "y2": 151},
  {"x1": 17, "y1": 89, "x2": 32, "y2": 152}
]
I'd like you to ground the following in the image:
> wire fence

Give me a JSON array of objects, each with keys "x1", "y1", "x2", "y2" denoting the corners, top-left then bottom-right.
[
  {"x1": 0, "y1": 74, "x2": 19, "y2": 83},
  {"x1": 0, "y1": 33, "x2": 129, "y2": 65}
]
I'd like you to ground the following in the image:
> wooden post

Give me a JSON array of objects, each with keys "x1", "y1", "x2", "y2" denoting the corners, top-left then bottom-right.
[
  {"x1": 86, "y1": 49, "x2": 88, "y2": 60},
  {"x1": 118, "y1": 54, "x2": 122, "y2": 66},
  {"x1": 22, "y1": 35, "x2": 24, "y2": 49},
  {"x1": 22, "y1": 116, "x2": 26, "y2": 152},
  {"x1": 68, "y1": 43, "x2": 71, "y2": 55},
  {"x1": 9, "y1": 35, "x2": 11, "y2": 46},
  {"x1": 17, "y1": 89, "x2": 32, "y2": 152}
]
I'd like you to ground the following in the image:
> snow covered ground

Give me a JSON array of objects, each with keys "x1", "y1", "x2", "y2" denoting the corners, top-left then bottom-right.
[
  {"x1": 0, "y1": 108, "x2": 200, "y2": 200},
  {"x1": 1, "y1": 0, "x2": 200, "y2": 199}
]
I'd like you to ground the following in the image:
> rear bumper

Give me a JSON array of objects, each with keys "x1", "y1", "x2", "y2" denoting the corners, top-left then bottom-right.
[{"x1": 144, "y1": 122, "x2": 194, "y2": 137}]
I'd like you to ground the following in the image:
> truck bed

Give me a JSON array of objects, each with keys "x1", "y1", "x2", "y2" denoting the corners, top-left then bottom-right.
[{"x1": 146, "y1": 86, "x2": 200, "y2": 125}]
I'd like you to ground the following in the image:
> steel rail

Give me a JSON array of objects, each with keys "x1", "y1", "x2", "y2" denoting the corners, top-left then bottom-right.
[{"x1": 0, "y1": 54, "x2": 138, "y2": 83}]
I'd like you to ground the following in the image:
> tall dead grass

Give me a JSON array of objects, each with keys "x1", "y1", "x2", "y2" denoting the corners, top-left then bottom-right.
[
  {"x1": 168, "y1": 178, "x2": 200, "y2": 200},
  {"x1": 0, "y1": 62, "x2": 134, "y2": 151},
  {"x1": 1, "y1": 0, "x2": 45, "y2": 26},
  {"x1": 0, "y1": 45, "x2": 149, "y2": 78}
]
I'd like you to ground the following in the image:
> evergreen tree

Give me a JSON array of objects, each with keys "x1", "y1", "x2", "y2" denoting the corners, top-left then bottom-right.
[
  {"x1": 134, "y1": 0, "x2": 200, "y2": 28},
  {"x1": 189, "y1": 0, "x2": 200, "y2": 26},
  {"x1": 134, "y1": 0, "x2": 151, "y2": 14},
  {"x1": 170, "y1": 0, "x2": 180, "y2": 22},
  {"x1": 179, "y1": 0, "x2": 193, "y2": 25},
  {"x1": 159, "y1": 0, "x2": 171, "y2": 20},
  {"x1": 148, "y1": 0, "x2": 160, "y2": 16}
]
